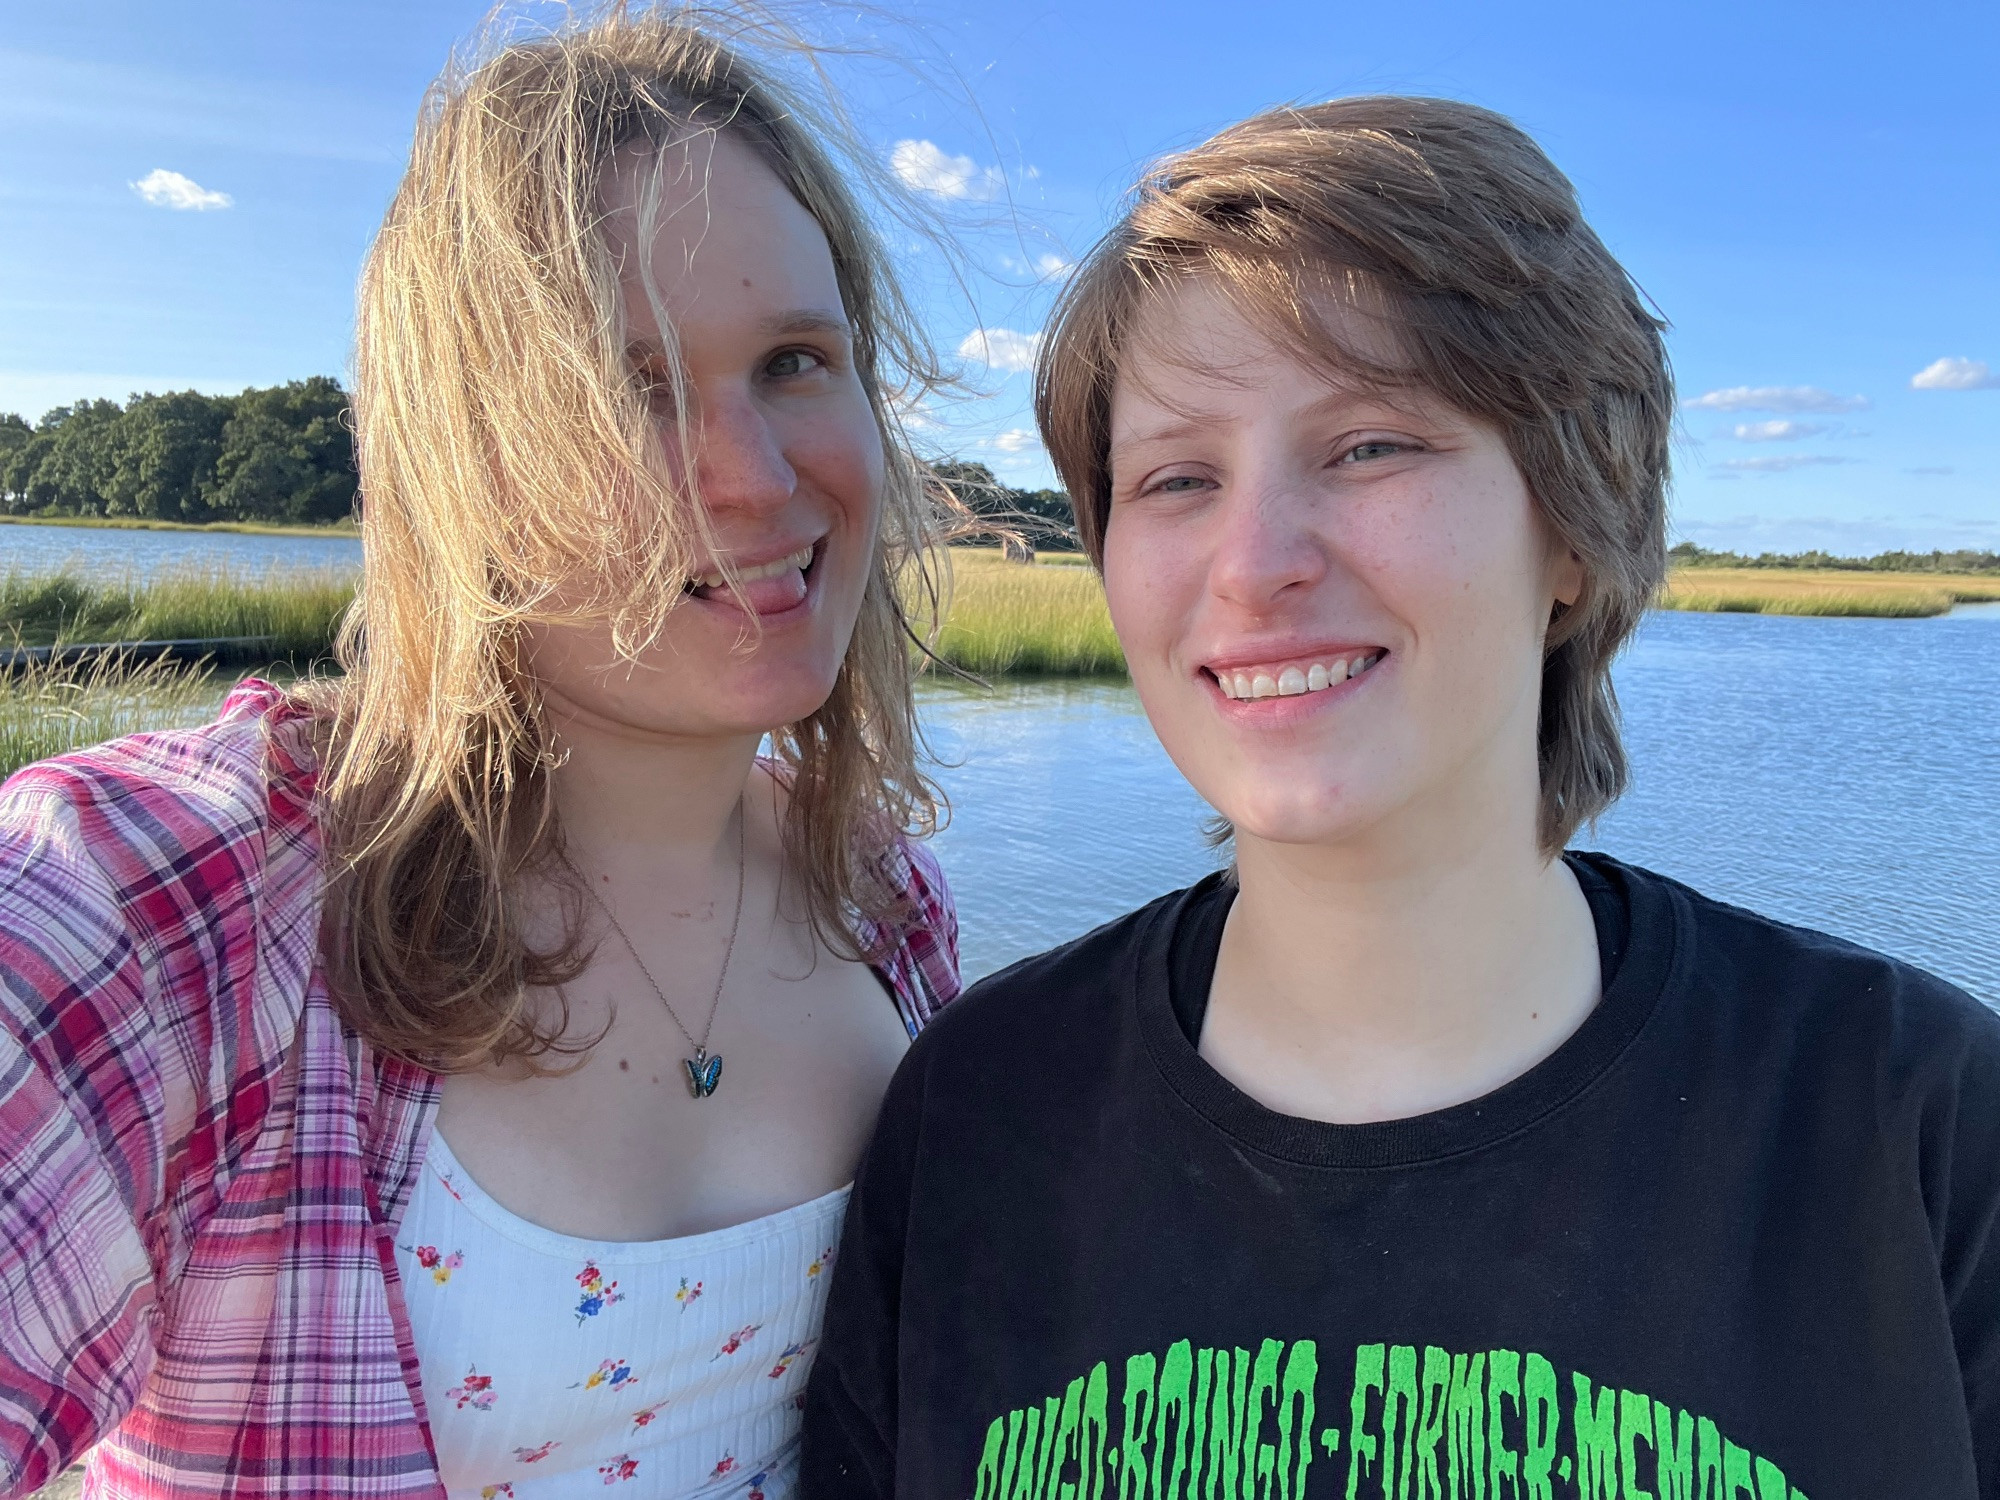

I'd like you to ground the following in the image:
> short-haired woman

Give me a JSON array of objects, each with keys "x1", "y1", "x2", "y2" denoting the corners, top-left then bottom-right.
[
  {"x1": 0, "y1": 13, "x2": 958, "y2": 1500},
  {"x1": 803, "y1": 99, "x2": 2000, "y2": 1498}
]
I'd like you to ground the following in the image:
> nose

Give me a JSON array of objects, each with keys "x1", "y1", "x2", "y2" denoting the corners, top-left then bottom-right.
[
  {"x1": 690, "y1": 385, "x2": 796, "y2": 518},
  {"x1": 1206, "y1": 467, "x2": 1328, "y2": 613}
]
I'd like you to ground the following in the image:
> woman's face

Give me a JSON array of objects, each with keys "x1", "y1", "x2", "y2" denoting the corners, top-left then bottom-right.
[
  {"x1": 526, "y1": 131, "x2": 885, "y2": 743},
  {"x1": 1102, "y1": 279, "x2": 1579, "y2": 856}
]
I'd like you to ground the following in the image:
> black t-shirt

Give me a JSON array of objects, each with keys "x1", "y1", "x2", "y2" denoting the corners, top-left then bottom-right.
[{"x1": 802, "y1": 854, "x2": 2000, "y2": 1499}]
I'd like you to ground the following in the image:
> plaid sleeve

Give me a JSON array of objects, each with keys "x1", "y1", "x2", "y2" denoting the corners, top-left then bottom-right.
[
  {"x1": 871, "y1": 836, "x2": 962, "y2": 1038},
  {"x1": 0, "y1": 793, "x2": 164, "y2": 1496},
  {"x1": 0, "y1": 683, "x2": 314, "y2": 1499}
]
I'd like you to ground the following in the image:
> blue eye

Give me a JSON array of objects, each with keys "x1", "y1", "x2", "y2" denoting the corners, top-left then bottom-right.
[
  {"x1": 766, "y1": 349, "x2": 826, "y2": 378},
  {"x1": 1344, "y1": 441, "x2": 1405, "y2": 462},
  {"x1": 1158, "y1": 475, "x2": 1207, "y2": 493}
]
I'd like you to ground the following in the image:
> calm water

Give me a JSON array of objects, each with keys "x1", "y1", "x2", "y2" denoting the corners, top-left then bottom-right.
[
  {"x1": 922, "y1": 608, "x2": 2000, "y2": 1004},
  {"x1": 1, "y1": 523, "x2": 362, "y2": 579}
]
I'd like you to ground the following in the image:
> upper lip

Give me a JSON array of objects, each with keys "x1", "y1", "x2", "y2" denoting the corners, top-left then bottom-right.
[{"x1": 1198, "y1": 639, "x2": 1387, "y2": 674}]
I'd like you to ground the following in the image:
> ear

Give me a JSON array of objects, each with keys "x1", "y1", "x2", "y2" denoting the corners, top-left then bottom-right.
[{"x1": 1549, "y1": 545, "x2": 1585, "y2": 610}]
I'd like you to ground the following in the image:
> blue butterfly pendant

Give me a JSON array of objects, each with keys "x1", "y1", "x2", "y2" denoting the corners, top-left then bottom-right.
[{"x1": 684, "y1": 1048, "x2": 723, "y2": 1099}]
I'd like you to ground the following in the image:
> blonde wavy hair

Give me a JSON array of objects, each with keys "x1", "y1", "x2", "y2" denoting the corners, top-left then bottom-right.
[{"x1": 307, "y1": 4, "x2": 951, "y2": 1071}]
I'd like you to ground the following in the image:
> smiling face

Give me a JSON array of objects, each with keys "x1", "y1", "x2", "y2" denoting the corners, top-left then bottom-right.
[
  {"x1": 1103, "y1": 279, "x2": 1581, "y2": 858},
  {"x1": 522, "y1": 129, "x2": 885, "y2": 743}
]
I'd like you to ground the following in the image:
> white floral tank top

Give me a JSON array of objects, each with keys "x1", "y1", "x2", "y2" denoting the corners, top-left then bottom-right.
[{"x1": 394, "y1": 1130, "x2": 847, "y2": 1500}]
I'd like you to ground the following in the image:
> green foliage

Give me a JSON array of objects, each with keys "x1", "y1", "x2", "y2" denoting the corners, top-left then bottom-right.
[
  {"x1": 1668, "y1": 540, "x2": 2000, "y2": 574},
  {"x1": 1, "y1": 568, "x2": 355, "y2": 658},
  {"x1": 0, "y1": 655, "x2": 223, "y2": 782},
  {"x1": 0, "y1": 379, "x2": 357, "y2": 526}
]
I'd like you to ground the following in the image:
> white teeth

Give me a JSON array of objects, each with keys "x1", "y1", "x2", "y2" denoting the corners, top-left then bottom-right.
[
  {"x1": 1213, "y1": 652, "x2": 1385, "y2": 701},
  {"x1": 693, "y1": 545, "x2": 814, "y2": 591}
]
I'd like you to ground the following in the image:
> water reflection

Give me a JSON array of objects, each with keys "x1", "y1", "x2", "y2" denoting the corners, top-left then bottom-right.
[{"x1": 922, "y1": 610, "x2": 1998, "y2": 1003}]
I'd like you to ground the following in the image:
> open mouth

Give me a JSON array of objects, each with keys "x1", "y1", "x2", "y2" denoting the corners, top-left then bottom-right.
[
  {"x1": 1206, "y1": 650, "x2": 1386, "y2": 701},
  {"x1": 686, "y1": 543, "x2": 817, "y2": 612}
]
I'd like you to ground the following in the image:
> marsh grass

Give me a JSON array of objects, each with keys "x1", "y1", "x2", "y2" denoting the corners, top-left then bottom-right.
[
  {"x1": 922, "y1": 549, "x2": 1124, "y2": 676},
  {"x1": 0, "y1": 567, "x2": 356, "y2": 657},
  {"x1": 1659, "y1": 568, "x2": 2000, "y2": 618},
  {"x1": 0, "y1": 653, "x2": 224, "y2": 782}
]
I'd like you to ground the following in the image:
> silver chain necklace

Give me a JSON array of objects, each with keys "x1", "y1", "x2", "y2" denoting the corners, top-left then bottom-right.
[{"x1": 585, "y1": 799, "x2": 746, "y2": 1099}]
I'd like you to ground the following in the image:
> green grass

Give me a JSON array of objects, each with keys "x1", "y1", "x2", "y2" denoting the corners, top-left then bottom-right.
[
  {"x1": 0, "y1": 514, "x2": 357, "y2": 537},
  {"x1": 1659, "y1": 567, "x2": 2000, "y2": 618},
  {"x1": 0, "y1": 655, "x2": 226, "y2": 782},
  {"x1": 1, "y1": 567, "x2": 356, "y2": 657},
  {"x1": 923, "y1": 549, "x2": 1124, "y2": 676}
]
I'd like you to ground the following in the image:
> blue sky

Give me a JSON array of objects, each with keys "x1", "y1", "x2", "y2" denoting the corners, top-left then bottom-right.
[{"x1": 2, "y1": 0, "x2": 1994, "y2": 554}]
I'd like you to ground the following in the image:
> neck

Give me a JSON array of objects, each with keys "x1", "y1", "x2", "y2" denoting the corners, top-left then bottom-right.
[
  {"x1": 1209, "y1": 764, "x2": 1601, "y2": 1123},
  {"x1": 544, "y1": 702, "x2": 762, "y2": 885}
]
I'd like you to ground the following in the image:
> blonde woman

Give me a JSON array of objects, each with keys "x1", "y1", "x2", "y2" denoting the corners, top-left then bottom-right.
[{"x1": 0, "y1": 11, "x2": 959, "y2": 1500}]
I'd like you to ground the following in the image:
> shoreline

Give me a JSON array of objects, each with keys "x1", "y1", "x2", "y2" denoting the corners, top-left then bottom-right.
[{"x1": 0, "y1": 515, "x2": 357, "y2": 539}]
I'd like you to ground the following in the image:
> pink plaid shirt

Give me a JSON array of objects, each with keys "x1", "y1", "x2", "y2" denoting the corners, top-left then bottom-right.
[{"x1": 0, "y1": 680, "x2": 960, "y2": 1500}]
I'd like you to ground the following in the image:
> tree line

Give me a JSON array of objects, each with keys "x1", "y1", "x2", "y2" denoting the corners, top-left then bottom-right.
[
  {"x1": 930, "y1": 460, "x2": 1078, "y2": 550},
  {"x1": 0, "y1": 378, "x2": 357, "y2": 526},
  {"x1": 1668, "y1": 541, "x2": 2000, "y2": 574}
]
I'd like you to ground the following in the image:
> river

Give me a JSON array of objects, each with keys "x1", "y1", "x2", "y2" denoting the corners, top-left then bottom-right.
[
  {"x1": 7, "y1": 524, "x2": 1993, "y2": 1002},
  {"x1": 925, "y1": 609, "x2": 1999, "y2": 1004}
]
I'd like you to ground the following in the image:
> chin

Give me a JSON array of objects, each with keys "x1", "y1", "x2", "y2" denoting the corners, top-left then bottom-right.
[{"x1": 725, "y1": 658, "x2": 847, "y2": 734}]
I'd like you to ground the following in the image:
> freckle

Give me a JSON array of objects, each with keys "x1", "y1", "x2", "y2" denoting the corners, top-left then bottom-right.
[
  {"x1": 650, "y1": 1075, "x2": 660, "y2": 1085},
  {"x1": 741, "y1": 278, "x2": 752, "y2": 288},
  {"x1": 618, "y1": 1058, "x2": 630, "y2": 1071}
]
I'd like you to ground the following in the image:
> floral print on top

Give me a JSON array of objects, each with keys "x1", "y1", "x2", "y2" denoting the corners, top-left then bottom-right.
[{"x1": 394, "y1": 1129, "x2": 849, "y2": 1500}]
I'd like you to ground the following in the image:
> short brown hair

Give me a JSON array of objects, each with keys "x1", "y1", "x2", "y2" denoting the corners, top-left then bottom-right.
[{"x1": 1035, "y1": 96, "x2": 1672, "y2": 853}]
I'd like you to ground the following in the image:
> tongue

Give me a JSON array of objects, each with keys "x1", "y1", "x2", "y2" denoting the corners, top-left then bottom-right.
[{"x1": 696, "y1": 567, "x2": 807, "y2": 615}]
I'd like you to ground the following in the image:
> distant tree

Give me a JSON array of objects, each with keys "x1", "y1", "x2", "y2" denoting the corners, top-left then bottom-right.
[
  {"x1": 106, "y1": 391, "x2": 234, "y2": 521},
  {"x1": 928, "y1": 459, "x2": 1078, "y2": 550},
  {"x1": 209, "y1": 377, "x2": 357, "y2": 524},
  {"x1": 3, "y1": 426, "x2": 56, "y2": 514},
  {"x1": 37, "y1": 400, "x2": 125, "y2": 516},
  {"x1": 0, "y1": 414, "x2": 30, "y2": 508}
]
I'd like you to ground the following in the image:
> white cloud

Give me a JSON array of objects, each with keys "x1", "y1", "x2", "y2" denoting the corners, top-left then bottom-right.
[
  {"x1": 1730, "y1": 420, "x2": 1828, "y2": 442},
  {"x1": 991, "y1": 428, "x2": 1040, "y2": 454},
  {"x1": 1909, "y1": 357, "x2": 2000, "y2": 391},
  {"x1": 957, "y1": 327, "x2": 1042, "y2": 375},
  {"x1": 889, "y1": 140, "x2": 1003, "y2": 201},
  {"x1": 1715, "y1": 455, "x2": 1859, "y2": 473},
  {"x1": 1036, "y1": 253, "x2": 1074, "y2": 280},
  {"x1": 1684, "y1": 385, "x2": 1869, "y2": 414},
  {"x1": 130, "y1": 167, "x2": 232, "y2": 210}
]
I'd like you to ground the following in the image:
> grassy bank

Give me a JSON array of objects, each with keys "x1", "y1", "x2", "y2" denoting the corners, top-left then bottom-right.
[
  {"x1": 1660, "y1": 567, "x2": 2000, "y2": 618},
  {"x1": 1, "y1": 568, "x2": 356, "y2": 656},
  {"x1": 926, "y1": 549, "x2": 1123, "y2": 675},
  {"x1": 0, "y1": 655, "x2": 226, "y2": 780},
  {"x1": 0, "y1": 514, "x2": 357, "y2": 538}
]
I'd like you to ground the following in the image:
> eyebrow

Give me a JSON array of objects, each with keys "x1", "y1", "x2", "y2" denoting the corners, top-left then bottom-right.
[
  {"x1": 758, "y1": 309, "x2": 855, "y2": 339},
  {"x1": 1112, "y1": 384, "x2": 1432, "y2": 452}
]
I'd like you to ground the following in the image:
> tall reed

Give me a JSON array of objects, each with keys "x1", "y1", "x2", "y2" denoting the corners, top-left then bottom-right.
[
  {"x1": 1659, "y1": 568, "x2": 2000, "y2": 618},
  {"x1": 0, "y1": 567, "x2": 356, "y2": 657},
  {"x1": 924, "y1": 550, "x2": 1124, "y2": 676},
  {"x1": 0, "y1": 654, "x2": 223, "y2": 782}
]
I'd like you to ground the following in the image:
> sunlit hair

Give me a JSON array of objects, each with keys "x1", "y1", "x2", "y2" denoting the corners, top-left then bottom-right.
[
  {"x1": 306, "y1": 3, "x2": 952, "y2": 1071},
  {"x1": 1035, "y1": 96, "x2": 1673, "y2": 854}
]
